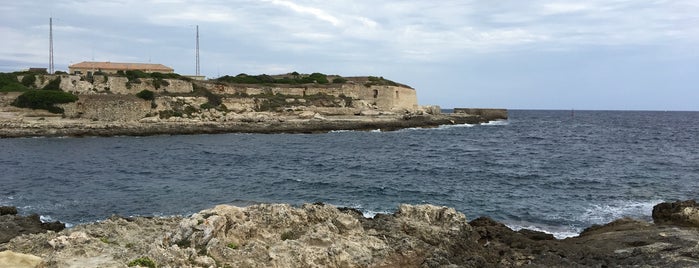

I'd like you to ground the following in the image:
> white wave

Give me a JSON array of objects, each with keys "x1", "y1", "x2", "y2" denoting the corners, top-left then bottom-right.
[
  {"x1": 343, "y1": 204, "x2": 392, "y2": 218},
  {"x1": 369, "y1": 129, "x2": 382, "y2": 133},
  {"x1": 481, "y1": 120, "x2": 509, "y2": 126},
  {"x1": 39, "y1": 215, "x2": 53, "y2": 223},
  {"x1": 580, "y1": 200, "x2": 661, "y2": 225},
  {"x1": 505, "y1": 222, "x2": 581, "y2": 239},
  {"x1": 40, "y1": 215, "x2": 74, "y2": 228},
  {"x1": 328, "y1": 130, "x2": 354, "y2": 133},
  {"x1": 437, "y1": 123, "x2": 476, "y2": 129}
]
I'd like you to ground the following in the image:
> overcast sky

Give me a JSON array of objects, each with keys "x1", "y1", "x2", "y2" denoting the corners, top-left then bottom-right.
[{"x1": 1, "y1": 1, "x2": 698, "y2": 110}]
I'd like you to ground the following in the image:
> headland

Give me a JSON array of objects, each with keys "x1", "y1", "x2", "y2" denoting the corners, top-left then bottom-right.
[{"x1": 0, "y1": 71, "x2": 507, "y2": 138}]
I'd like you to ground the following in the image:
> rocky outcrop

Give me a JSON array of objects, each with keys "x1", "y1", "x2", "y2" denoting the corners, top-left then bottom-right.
[
  {"x1": 0, "y1": 113, "x2": 496, "y2": 138},
  {"x1": 3, "y1": 201, "x2": 699, "y2": 267},
  {"x1": 652, "y1": 200, "x2": 699, "y2": 227},
  {"x1": 0, "y1": 206, "x2": 65, "y2": 244}
]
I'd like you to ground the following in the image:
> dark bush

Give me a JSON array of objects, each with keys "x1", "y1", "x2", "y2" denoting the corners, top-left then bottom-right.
[
  {"x1": 193, "y1": 83, "x2": 221, "y2": 107},
  {"x1": 332, "y1": 77, "x2": 347, "y2": 84},
  {"x1": 12, "y1": 90, "x2": 78, "y2": 113},
  {"x1": 124, "y1": 70, "x2": 148, "y2": 82},
  {"x1": 136, "y1": 89, "x2": 155, "y2": 101},
  {"x1": 21, "y1": 75, "x2": 36, "y2": 88},
  {"x1": 0, "y1": 83, "x2": 28, "y2": 92},
  {"x1": 42, "y1": 77, "x2": 62, "y2": 91},
  {"x1": 308, "y1": 73, "x2": 328, "y2": 84},
  {"x1": 0, "y1": 73, "x2": 28, "y2": 92}
]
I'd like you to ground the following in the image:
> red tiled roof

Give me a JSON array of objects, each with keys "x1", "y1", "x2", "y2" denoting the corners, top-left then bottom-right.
[{"x1": 68, "y1": 61, "x2": 174, "y2": 72}]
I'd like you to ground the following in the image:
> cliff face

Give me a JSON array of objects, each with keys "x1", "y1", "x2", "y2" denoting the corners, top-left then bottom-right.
[
  {"x1": 28, "y1": 74, "x2": 420, "y2": 122},
  {"x1": 2, "y1": 201, "x2": 699, "y2": 267}
]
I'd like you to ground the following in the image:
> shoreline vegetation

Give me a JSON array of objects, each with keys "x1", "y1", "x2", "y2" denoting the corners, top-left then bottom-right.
[{"x1": 1, "y1": 200, "x2": 698, "y2": 267}]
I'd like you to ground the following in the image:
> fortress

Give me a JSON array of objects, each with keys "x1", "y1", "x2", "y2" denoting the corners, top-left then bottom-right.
[
  {"x1": 2, "y1": 71, "x2": 507, "y2": 137},
  {"x1": 19, "y1": 72, "x2": 421, "y2": 122}
]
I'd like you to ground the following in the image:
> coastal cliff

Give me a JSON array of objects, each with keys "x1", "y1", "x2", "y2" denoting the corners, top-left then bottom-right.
[
  {"x1": 2, "y1": 200, "x2": 699, "y2": 267},
  {"x1": 0, "y1": 72, "x2": 507, "y2": 138}
]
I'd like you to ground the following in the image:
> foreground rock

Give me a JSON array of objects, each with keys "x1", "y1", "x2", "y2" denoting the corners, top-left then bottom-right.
[
  {"x1": 2, "y1": 201, "x2": 699, "y2": 267},
  {"x1": 0, "y1": 206, "x2": 64, "y2": 244}
]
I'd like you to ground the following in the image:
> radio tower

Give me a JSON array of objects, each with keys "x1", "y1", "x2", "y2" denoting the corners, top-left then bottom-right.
[
  {"x1": 49, "y1": 17, "x2": 54, "y2": 74},
  {"x1": 195, "y1": 25, "x2": 200, "y2": 76}
]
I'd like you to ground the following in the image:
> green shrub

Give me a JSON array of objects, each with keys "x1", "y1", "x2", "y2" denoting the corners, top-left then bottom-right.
[
  {"x1": 0, "y1": 83, "x2": 28, "y2": 92},
  {"x1": 332, "y1": 77, "x2": 347, "y2": 84},
  {"x1": 21, "y1": 75, "x2": 36, "y2": 87},
  {"x1": 12, "y1": 90, "x2": 78, "y2": 113},
  {"x1": 364, "y1": 76, "x2": 400, "y2": 87},
  {"x1": 0, "y1": 73, "x2": 28, "y2": 92},
  {"x1": 127, "y1": 257, "x2": 156, "y2": 268},
  {"x1": 216, "y1": 72, "x2": 332, "y2": 85},
  {"x1": 192, "y1": 83, "x2": 221, "y2": 106},
  {"x1": 42, "y1": 77, "x2": 62, "y2": 91},
  {"x1": 124, "y1": 70, "x2": 149, "y2": 82},
  {"x1": 136, "y1": 90, "x2": 155, "y2": 101},
  {"x1": 227, "y1": 242, "x2": 238, "y2": 249},
  {"x1": 308, "y1": 73, "x2": 328, "y2": 84}
]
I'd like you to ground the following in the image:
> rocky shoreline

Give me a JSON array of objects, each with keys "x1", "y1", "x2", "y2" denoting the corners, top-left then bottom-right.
[
  {"x1": 1, "y1": 200, "x2": 698, "y2": 267},
  {"x1": 0, "y1": 113, "x2": 495, "y2": 138}
]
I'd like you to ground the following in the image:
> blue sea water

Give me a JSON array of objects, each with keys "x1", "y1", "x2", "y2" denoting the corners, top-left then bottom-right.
[{"x1": 1, "y1": 110, "x2": 698, "y2": 238}]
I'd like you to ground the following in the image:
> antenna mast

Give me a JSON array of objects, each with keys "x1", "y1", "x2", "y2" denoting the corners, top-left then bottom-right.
[
  {"x1": 195, "y1": 25, "x2": 200, "y2": 76},
  {"x1": 49, "y1": 17, "x2": 54, "y2": 74}
]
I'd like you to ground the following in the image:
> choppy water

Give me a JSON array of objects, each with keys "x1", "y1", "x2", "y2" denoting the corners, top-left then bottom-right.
[{"x1": 1, "y1": 110, "x2": 698, "y2": 238}]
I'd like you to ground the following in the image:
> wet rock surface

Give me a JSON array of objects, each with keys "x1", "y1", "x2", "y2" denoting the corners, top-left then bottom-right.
[
  {"x1": 1, "y1": 201, "x2": 698, "y2": 267},
  {"x1": 0, "y1": 206, "x2": 65, "y2": 244}
]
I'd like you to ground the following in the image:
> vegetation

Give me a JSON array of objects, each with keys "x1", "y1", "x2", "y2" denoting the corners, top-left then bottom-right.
[
  {"x1": 192, "y1": 83, "x2": 222, "y2": 107},
  {"x1": 227, "y1": 242, "x2": 238, "y2": 249},
  {"x1": 216, "y1": 72, "x2": 338, "y2": 85},
  {"x1": 117, "y1": 70, "x2": 187, "y2": 81},
  {"x1": 21, "y1": 75, "x2": 36, "y2": 87},
  {"x1": 0, "y1": 73, "x2": 28, "y2": 92},
  {"x1": 364, "y1": 76, "x2": 400, "y2": 87},
  {"x1": 127, "y1": 257, "x2": 156, "y2": 268},
  {"x1": 136, "y1": 89, "x2": 155, "y2": 101},
  {"x1": 42, "y1": 77, "x2": 62, "y2": 91},
  {"x1": 332, "y1": 77, "x2": 347, "y2": 84},
  {"x1": 12, "y1": 89, "x2": 79, "y2": 113}
]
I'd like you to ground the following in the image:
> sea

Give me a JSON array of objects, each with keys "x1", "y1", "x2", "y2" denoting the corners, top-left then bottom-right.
[{"x1": 1, "y1": 110, "x2": 698, "y2": 238}]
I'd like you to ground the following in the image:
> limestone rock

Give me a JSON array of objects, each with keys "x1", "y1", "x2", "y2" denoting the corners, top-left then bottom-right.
[
  {"x1": 4, "y1": 202, "x2": 699, "y2": 267},
  {"x1": 138, "y1": 116, "x2": 160, "y2": 123},
  {"x1": 359, "y1": 109, "x2": 381, "y2": 116},
  {"x1": 298, "y1": 110, "x2": 316, "y2": 119},
  {"x1": 0, "y1": 251, "x2": 44, "y2": 268},
  {"x1": 653, "y1": 200, "x2": 699, "y2": 227}
]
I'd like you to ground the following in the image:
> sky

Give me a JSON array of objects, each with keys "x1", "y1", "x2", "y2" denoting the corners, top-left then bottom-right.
[{"x1": 1, "y1": 1, "x2": 698, "y2": 110}]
